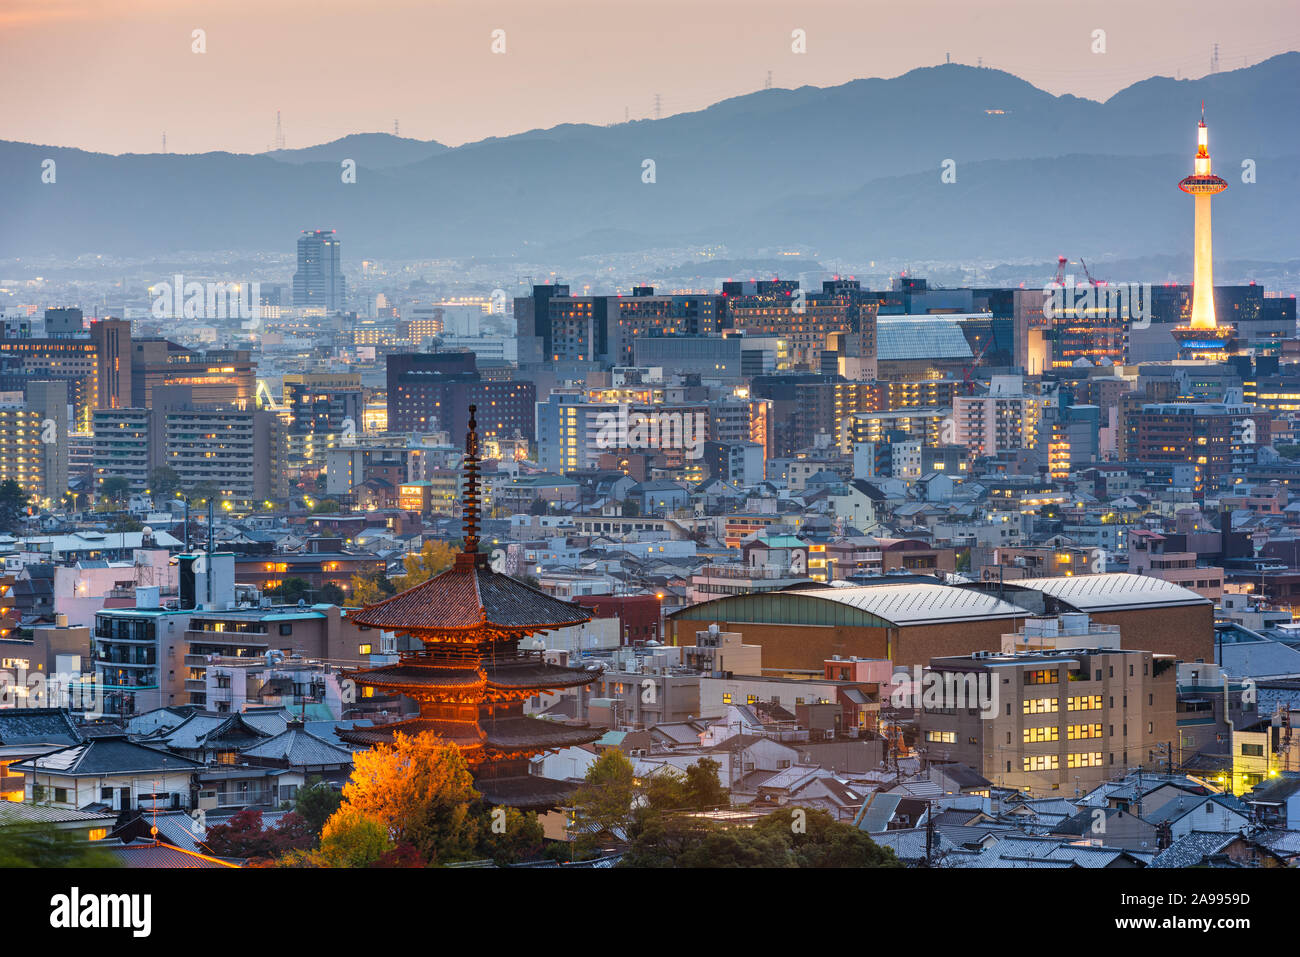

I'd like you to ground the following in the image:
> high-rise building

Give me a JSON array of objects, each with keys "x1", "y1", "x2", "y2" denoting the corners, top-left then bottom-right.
[
  {"x1": 164, "y1": 405, "x2": 287, "y2": 501},
  {"x1": 386, "y1": 352, "x2": 534, "y2": 440},
  {"x1": 292, "y1": 229, "x2": 346, "y2": 311},
  {"x1": 0, "y1": 379, "x2": 68, "y2": 504}
]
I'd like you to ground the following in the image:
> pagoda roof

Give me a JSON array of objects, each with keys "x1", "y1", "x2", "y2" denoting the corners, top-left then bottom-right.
[
  {"x1": 475, "y1": 774, "x2": 585, "y2": 811},
  {"x1": 336, "y1": 716, "x2": 601, "y2": 753},
  {"x1": 347, "y1": 657, "x2": 600, "y2": 692},
  {"x1": 349, "y1": 554, "x2": 592, "y2": 633}
]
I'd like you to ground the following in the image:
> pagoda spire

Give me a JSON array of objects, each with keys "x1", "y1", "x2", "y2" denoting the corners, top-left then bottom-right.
[{"x1": 461, "y1": 404, "x2": 482, "y2": 560}]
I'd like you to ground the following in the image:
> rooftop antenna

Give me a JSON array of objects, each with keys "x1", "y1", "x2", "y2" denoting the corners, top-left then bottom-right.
[
  {"x1": 764, "y1": 70, "x2": 772, "y2": 90},
  {"x1": 1211, "y1": 43, "x2": 1219, "y2": 74}
]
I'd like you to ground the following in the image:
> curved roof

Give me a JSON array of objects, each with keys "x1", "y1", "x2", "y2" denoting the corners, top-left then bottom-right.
[
  {"x1": 673, "y1": 581, "x2": 1027, "y2": 628},
  {"x1": 350, "y1": 553, "x2": 591, "y2": 632},
  {"x1": 783, "y1": 583, "x2": 1027, "y2": 626},
  {"x1": 1012, "y1": 573, "x2": 1210, "y2": 612}
]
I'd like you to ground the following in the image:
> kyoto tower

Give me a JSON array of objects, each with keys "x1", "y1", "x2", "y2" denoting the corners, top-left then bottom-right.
[{"x1": 1172, "y1": 105, "x2": 1233, "y2": 360}]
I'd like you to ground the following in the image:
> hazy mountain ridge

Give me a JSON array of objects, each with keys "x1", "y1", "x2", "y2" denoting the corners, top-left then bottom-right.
[{"x1": 1, "y1": 54, "x2": 1297, "y2": 262}]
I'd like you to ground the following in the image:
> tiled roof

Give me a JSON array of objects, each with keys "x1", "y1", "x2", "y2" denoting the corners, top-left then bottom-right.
[
  {"x1": 239, "y1": 727, "x2": 354, "y2": 767},
  {"x1": 13, "y1": 737, "x2": 203, "y2": 776},
  {"x1": 350, "y1": 554, "x2": 590, "y2": 632},
  {"x1": 103, "y1": 839, "x2": 240, "y2": 868},
  {"x1": 0, "y1": 708, "x2": 81, "y2": 747}
]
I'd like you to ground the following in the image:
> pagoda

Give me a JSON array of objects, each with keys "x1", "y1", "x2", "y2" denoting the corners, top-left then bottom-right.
[{"x1": 339, "y1": 405, "x2": 602, "y2": 809}]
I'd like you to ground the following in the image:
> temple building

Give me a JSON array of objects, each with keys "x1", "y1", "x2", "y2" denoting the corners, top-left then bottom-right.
[{"x1": 339, "y1": 406, "x2": 602, "y2": 809}]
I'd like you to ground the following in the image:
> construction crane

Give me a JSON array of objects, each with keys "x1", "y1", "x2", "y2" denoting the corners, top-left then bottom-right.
[
  {"x1": 1052, "y1": 255, "x2": 1068, "y2": 287},
  {"x1": 962, "y1": 334, "x2": 994, "y2": 394},
  {"x1": 1079, "y1": 257, "x2": 1106, "y2": 287}
]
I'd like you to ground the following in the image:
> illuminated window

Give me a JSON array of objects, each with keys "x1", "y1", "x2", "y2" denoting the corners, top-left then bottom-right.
[
  {"x1": 925, "y1": 730, "x2": 956, "y2": 744},
  {"x1": 1025, "y1": 669, "x2": 1059, "y2": 685},
  {"x1": 1067, "y1": 723, "x2": 1103, "y2": 740},
  {"x1": 359, "y1": 644, "x2": 372, "y2": 656},
  {"x1": 1067, "y1": 752, "x2": 1103, "y2": 768},
  {"x1": 1023, "y1": 726, "x2": 1059, "y2": 743},
  {"x1": 1022, "y1": 755, "x2": 1059, "y2": 771},
  {"x1": 1023, "y1": 698, "x2": 1058, "y2": 714}
]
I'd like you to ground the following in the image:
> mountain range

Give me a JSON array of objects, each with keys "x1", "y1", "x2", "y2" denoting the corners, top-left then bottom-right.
[{"x1": 2, "y1": 54, "x2": 1298, "y2": 264}]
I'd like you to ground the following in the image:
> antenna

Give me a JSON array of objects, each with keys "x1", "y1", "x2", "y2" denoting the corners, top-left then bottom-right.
[
  {"x1": 162, "y1": 131, "x2": 167, "y2": 154},
  {"x1": 394, "y1": 118, "x2": 400, "y2": 137},
  {"x1": 1211, "y1": 43, "x2": 1220, "y2": 74},
  {"x1": 274, "y1": 110, "x2": 285, "y2": 150}
]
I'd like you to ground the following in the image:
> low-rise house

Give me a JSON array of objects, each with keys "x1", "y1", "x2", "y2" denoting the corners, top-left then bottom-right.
[{"x1": 11, "y1": 736, "x2": 203, "y2": 811}]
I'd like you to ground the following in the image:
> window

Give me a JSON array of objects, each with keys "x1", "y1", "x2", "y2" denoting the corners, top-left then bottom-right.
[
  {"x1": 1025, "y1": 669, "x2": 1058, "y2": 686},
  {"x1": 1241, "y1": 743, "x2": 1265, "y2": 756},
  {"x1": 54, "y1": 788, "x2": 68, "y2": 803},
  {"x1": 280, "y1": 623, "x2": 293, "y2": 636},
  {"x1": 1067, "y1": 724, "x2": 1103, "y2": 740},
  {"x1": 1023, "y1": 727, "x2": 1059, "y2": 743},
  {"x1": 1067, "y1": 695, "x2": 1102, "y2": 711},
  {"x1": 721, "y1": 693, "x2": 732, "y2": 704},
  {"x1": 1022, "y1": 755, "x2": 1059, "y2": 771},
  {"x1": 925, "y1": 730, "x2": 956, "y2": 744},
  {"x1": 88, "y1": 828, "x2": 107, "y2": 841},
  {"x1": 359, "y1": 644, "x2": 372, "y2": 655},
  {"x1": 1023, "y1": 698, "x2": 1058, "y2": 714},
  {"x1": 1067, "y1": 752, "x2": 1103, "y2": 768}
]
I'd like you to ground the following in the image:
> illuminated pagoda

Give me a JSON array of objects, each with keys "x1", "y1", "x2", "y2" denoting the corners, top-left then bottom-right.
[
  {"x1": 1171, "y1": 104, "x2": 1234, "y2": 361},
  {"x1": 340, "y1": 405, "x2": 602, "y2": 809}
]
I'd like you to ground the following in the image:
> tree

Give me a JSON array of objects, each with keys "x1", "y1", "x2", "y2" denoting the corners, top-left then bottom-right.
[
  {"x1": 349, "y1": 572, "x2": 390, "y2": 606},
  {"x1": 203, "y1": 808, "x2": 313, "y2": 862},
  {"x1": 571, "y1": 748, "x2": 636, "y2": 856},
  {"x1": 188, "y1": 481, "x2": 220, "y2": 505},
  {"x1": 149, "y1": 466, "x2": 181, "y2": 495},
  {"x1": 683, "y1": 757, "x2": 728, "y2": 810},
  {"x1": 294, "y1": 777, "x2": 344, "y2": 838},
  {"x1": 108, "y1": 516, "x2": 143, "y2": 533},
  {"x1": 621, "y1": 497, "x2": 641, "y2": 517},
  {"x1": 528, "y1": 497, "x2": 549, "y2": 516},
  {"x1": 312, "y1": 498, "x2": 341, "y2": 514},
  {"x1": 752, "y1": 808, "x2": 902, "y2": 868},
  {"x1": 99, "y1": 475, "x2": 131, "y2": 504},
  {"x1": 336, "y1": 732, "x2": 481, "y2": 864},
  {"x1": 267, "y1": 577, "x2": 312, "y2": 603},
  {"x1": 0, "y1": 821, "x2": 121, "y2": 868},
  {"x1": 393, "y1": 541, "x2": 457, "y2": 592},
  {"x1": 0, "y1": 480, "x2": 30, "y2": 532},
  {"x1": 318, "y1": 583, "x2": 346, "y2": 605},
  {"x1": 474, "y1": 804, "x2": 546, "y2": 865}
]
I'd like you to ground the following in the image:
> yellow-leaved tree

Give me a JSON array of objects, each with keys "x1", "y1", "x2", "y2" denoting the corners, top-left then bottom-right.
[{"x1": 392, "y1": 540, "x2": 458, "y2": 592}]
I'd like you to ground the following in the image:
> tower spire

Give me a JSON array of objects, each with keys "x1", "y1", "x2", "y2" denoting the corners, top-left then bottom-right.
[{"x1": 461, "y1": 404, "x2": 482, "y2": 559}]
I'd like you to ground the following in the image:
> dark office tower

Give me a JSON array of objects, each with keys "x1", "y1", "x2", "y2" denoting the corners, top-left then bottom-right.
[
  {"x1": 90, "y1": 318, "x2": 131, "y2": 410},
  {"x1": 292, "y1": 229, "x2": 346, "y2": 310},
  {"x1": 514, "y1": 284, "x2": 569, "y2": 365},
  {"x1": 386, "y1": 353, "x2": 535, "y2": 440}
]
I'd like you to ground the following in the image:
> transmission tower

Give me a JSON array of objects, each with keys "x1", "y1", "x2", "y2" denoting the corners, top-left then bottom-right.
[{"x1": 654, "y1": 93, "x2": 661, "y2": 120}]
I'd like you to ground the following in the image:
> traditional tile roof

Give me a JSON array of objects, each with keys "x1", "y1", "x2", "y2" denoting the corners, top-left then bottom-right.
[
  {"x1": 0, "y1": 708, "x2": 81, "y2": 747},
  {"x1": 239, "y1": 727, "x2": 354, "y2": 767},
  {"x1": 349, "y1": 556, "x2": 591, "y2": 632},
  {"x1": 12, "y1": 737, "x2": 203, "y2": 776},
  {"x1": 102, "y1": 839, "x2": 240, "y2": 868}
]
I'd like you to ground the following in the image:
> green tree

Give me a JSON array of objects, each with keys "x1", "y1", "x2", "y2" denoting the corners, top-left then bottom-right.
[
  {"x1": 98, "y1": 475, "x2": 131, "y2": 504},
  {"x1": 0, "y1": 480, "x2": 30, "y2": 532},
  {"x1": 267, "y1": 577, "x2": 312, "y2": 603},
  {"x1": 621, "y1": 497, "x2": 641, "y2": 517},
  {"x1": 149, "y1": 466, "x2": 181, "y2": 495},
  {"x1": 294, "y1": 777, "x2": 344, "y2": 838},
  {"x1": 571, "y1": 749, "x2": 636, "y2": 856},
  {"x1": 683, "y1": 757, "x2": 728, "y2": 809},
  {"x1": 312, "y1": 498, "x2": 341, "y2": 514},
  {"x1": 0, "y1": 822, "x2": 122, "y2": 868},
  {"x1": 318, "y1": 583, "x2": 346, "y2": 605},
  {"x1": 474, "y1": 804, "x2": 546, "y2": 865}
]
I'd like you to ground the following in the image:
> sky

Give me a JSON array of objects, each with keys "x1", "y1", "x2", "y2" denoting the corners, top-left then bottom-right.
[{"x1": 3, "y1": 0, "x2": 1298, "y2": 155}]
